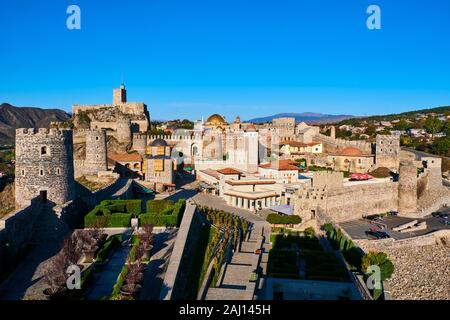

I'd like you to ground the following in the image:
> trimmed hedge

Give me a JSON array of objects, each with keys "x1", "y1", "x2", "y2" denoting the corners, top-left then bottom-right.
[
  {"x1": 111, "y1": 264, "x2": 128, "y2": 298},
  {"x1": 140, "y1": 199, "x2": 186, "y2": 227},
  {"x1": 146, "y1": 200, "x2": 174, "y2": 214},
  {"x1": 266, "y1": 213, "x2": 301, "y2": 225},
  {"x1": 139, "y1": 213, "x2": 178, "y2": 227},
  {"x1": 96, "y1": 234, "x2": 123, "y2": 263},
  {"x1": 100, "y1": 200, "x2": 142, "y2": 216}
]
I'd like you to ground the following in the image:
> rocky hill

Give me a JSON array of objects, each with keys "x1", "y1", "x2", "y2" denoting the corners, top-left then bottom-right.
[{"x1": 0, "y1": 103, "x2": 70, "y2": 144}]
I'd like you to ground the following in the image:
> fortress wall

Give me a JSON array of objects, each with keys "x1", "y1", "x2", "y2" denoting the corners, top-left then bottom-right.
[
  {"x1": 314, "y1": 133, "x2": 372, "y2": 153},
  {"x1": 0, "y1": 196, "x2": 44, "y2": 251},
  {"x1": 323, "y1": 182, "x2": 399, "y2": 222}
]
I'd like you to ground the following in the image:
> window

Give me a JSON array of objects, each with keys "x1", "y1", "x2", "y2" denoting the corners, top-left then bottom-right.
[
  {"x1": 154, "y1": 159, "x2": 164, "y2": 171},
  {"x1": 39, "y1": 169, "x2": 44, "y2": 176},
  {"x1": 21, "y1": 169, "x2": 25, "y2": 176},
  {"x1": 157, "y1": 146, "x2": 165, "y2": 156},
  {"x1": 56, "y1": 168, "x2": 61, "y2": 175},
  {"x1": 96, "y1": 136, "x2": 100, "y2": 141},
  {"x1": 40, "y1": 146, "x2": 49, "y2": 156}
]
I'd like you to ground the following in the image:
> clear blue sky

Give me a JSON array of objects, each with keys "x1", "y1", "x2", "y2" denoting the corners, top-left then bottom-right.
[{"x1": 1, "y1": 0, "x2": 450, "y2": 121}]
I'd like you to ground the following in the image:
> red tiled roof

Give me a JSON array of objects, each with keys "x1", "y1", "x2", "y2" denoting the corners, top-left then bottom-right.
[
  {"x1": 280, "y1": 141, "x2": 308, "y2": 148},
  {"x1": 217, "y1": 167, "x2": 242, "y2": 175},
  {"x1": 332, "y1": 147, "x2": 373, "y2": 157},
  {"x1": 259, "y1": 159, "x2": 300, "y2": 171},
  {"x1": 225, "y1": 180, "x2": 276, "y2": 186},
  {"x1": 200, "y1": 169, "x2": 220, "y2": 180}
]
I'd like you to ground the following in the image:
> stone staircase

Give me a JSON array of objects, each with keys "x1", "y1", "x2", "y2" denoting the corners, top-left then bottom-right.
[{"x1": 205, "y1": 223, "x2": 265, "y2": 300}]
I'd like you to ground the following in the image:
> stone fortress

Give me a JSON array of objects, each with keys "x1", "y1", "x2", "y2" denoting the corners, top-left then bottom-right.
[{"x1": 6, "y1": 92, "x2": 450, "y2": 231}]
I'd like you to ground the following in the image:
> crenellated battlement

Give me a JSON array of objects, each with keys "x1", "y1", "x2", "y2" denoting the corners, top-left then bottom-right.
[{"x1": 16, "y1": 128, "x2": 73, "y2": 139}]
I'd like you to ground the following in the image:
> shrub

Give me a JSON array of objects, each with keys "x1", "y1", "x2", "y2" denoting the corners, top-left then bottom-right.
[
  {"x1": 266, "y1": 214, "x2": 301, "y2": 225},
  {"x1": 146, "y1": 200, "x2": 174, "y2": 214},
  {"x1": 111, "y1": 264, "x2": 128, "y2": 298},
  {"x1": 362, "y1": 251, "x2": 394, "y2": 281},
  {"x1": 139, "y1": 213, "x2": 178, "y2": 227}
]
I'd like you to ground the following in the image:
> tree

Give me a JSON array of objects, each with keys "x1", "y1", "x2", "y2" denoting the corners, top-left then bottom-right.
[
  {"x1": 362, "y1": 251, "x2": 394, "y2": 281},
  {"x1": 424, "y1": 116, "x2": 443, "y2": 138},
  {"x1": 431, "y1": 137, "x2": 450, "y2": 156},
  {"x1": 393, "y1": 119, "x2": 410, "y2": 131}
]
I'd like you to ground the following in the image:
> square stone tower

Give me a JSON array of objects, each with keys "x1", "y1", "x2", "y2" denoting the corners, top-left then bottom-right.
[
  {"x1": 113, "y1": 84, "x2": 127, "y2": 105},
  {"x1": 376, "y1": 134, "x2": 400, "y2": 171}
]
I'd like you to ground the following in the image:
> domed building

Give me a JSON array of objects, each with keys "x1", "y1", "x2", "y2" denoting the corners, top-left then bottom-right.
[
  {"x1": 145, "y1": 137, "x2": 175, "y2": 191},
  {"x1": 204, "y1": 114, "x2": 228, "y2": 130}
]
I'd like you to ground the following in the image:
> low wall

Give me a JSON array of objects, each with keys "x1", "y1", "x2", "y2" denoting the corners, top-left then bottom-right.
[
  {"x1": 323, "y1": 182, "x2": 399, "y2": 222},
  {"x1": 355, "y1": 229, "x2": 450, "y2": 252},
  {"x1": 160, "y1": 203, "x2": 202, "y2": 300},
  {"x1": 0, "y1": 197, "x2": 44, "y2": 251}
]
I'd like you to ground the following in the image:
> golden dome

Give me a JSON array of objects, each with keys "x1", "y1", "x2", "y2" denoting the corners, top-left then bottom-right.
[{"x1": 206, "y1": 114, "x2": 227, "y2": 125}]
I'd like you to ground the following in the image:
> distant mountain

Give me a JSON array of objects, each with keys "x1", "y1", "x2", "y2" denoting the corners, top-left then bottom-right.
[
  {"x1": 0, "y1": 103, "x2": 70, "y2": 144},
  {"x1": 247, "y1": 112, "x2": 354, "y2": 124}
]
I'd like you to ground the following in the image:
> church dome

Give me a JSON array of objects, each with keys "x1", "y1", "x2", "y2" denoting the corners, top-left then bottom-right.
[
  {"x1": 206, "y1": 114, "x2": 227, "y2": 126},
  {"x1": 151, "y1": 138, "x2": 168, "y2": 147}
]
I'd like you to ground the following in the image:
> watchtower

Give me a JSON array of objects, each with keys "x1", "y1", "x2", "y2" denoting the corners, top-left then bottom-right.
[
  {"x1": 376, "y1": 134, "x2": 400, "y2": 171},
  {"x1": 113, "y1": 83, "x2": 127, "y2": 106},
  {"x1": 85, "y1": 129, "x2": 108, "y2": 175},
  {"x1": 15, "y1": 128, "x2": 75, "y2": 208}
]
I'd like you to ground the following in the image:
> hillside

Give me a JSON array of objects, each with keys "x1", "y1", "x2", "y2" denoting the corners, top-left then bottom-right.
[
  {"x1": 336, "y1": 106, "x2": 450, "y2": 125},
  {"x1": 247, "y1": 112, "x2": 354, "y2": 124},
  {"x1": 0, "y1": 103, "x2": 70, "y2": 144}
]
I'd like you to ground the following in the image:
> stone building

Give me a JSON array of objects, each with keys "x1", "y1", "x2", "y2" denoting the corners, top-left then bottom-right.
[
  {"x1": 272, "y1": 117, "x2": 296, "y2": 138},
  {"x1": 15, "y1": 128, "x2": 75, "y2": 208},
  {"x1": 327, "y1": 147, "x2": 375, "y2": 173},
  {"x1": 72, "y1": 83, "x2": 150, "y2": 133},
  {"x1": 375, "y1": 134, "x2": 401, "y2": 171},
  {"x1": 146, "y1": 138, "x2": 174, "y2": 191}
]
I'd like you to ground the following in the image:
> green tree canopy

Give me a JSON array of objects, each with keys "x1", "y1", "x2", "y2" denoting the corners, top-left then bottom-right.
[
  {"x1": 362, "y1": 251, "x2": 394, "y2": 281},
  {"x1": 424, "y1": 116, "x2": 443, "y2": 137}
]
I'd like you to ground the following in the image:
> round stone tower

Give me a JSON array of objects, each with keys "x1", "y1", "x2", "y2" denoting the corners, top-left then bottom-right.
[
  {"x1": 85, "y1": 129, "x2": 108, "y2": 175},
  {"x1": 116, "y1": 117, "x2": 131, "y2": 144},
  {"x1": 15, "y1": 128, "x2": 75, "y2": 208},
  {"x1": 398, "y1": 160, "x2": 417, "y2": 216}
]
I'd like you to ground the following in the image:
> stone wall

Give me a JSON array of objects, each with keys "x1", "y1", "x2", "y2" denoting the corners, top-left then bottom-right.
[
  {"x1": 313, "y1": 133, "x2": 372, "y2": 154},
  {"x1": 0, "y1": 196, "x2": 44, "y2": 251},
  {"x1": 323, "y1": 182, "x2": 399, "y2": 222},
  {"x1": 160, "y1": 203, "x2": 203, "y2": 300},
  {"x1": 355, "y1": 229, "x2": 450, "y2": 251}
]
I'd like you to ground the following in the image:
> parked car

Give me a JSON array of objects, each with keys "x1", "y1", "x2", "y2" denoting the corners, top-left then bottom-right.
[
  {"x1": 388, "y1": 211, "x2": 398, "y2": 216},
  {"x1": 366, "y1": 214, "x2": 382, "y2": 221},
  {"x1": 365, "y1": 230, "x2": 390, "y2": 240}
]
